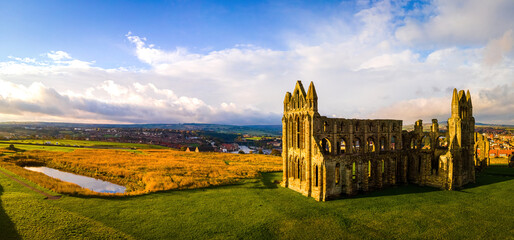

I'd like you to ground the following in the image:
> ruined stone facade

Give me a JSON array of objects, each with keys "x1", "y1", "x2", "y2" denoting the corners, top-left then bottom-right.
[{"x1": 282, "y1": 81, "x2": 477, "y2": 201}]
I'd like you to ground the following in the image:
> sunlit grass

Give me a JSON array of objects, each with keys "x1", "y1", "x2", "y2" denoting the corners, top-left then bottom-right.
[{"x1": 1, "y1": 148, "x2": 282, "y2": 196}]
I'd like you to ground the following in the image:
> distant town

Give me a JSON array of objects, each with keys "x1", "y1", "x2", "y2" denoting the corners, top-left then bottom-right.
[
  {"x1": 0, "y1": 123, "x2": 282, "y2": 155},
  {"x1": 0, "y1": 122, "x2": 512, "y2": 159}
]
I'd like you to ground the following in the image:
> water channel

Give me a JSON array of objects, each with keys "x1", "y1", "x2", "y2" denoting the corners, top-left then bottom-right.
[{"x1": 24, "y1": 166, "x2": 126, "y2": 193}]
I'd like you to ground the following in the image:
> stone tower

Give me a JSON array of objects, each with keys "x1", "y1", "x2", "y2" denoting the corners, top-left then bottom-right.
[
  {"x1": 282, "y1": 81, "x2": 319, "y2": 197},
  {"x1": 447, "y1": 89, "x2": 476, "y2": 188}
]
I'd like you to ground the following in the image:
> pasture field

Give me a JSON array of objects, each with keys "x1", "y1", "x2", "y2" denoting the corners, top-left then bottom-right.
[
  {"x1": 0, "y1": 139, "x2": 168, "y2": 149},
  {"x1": 1, "y1": 165, "x2": 513, "y2": 239},
  {"x1": 0, "y1": 148, "x2": 282, "y2": 196}
]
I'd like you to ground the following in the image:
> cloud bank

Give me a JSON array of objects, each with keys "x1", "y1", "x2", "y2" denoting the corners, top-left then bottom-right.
[{"x1": 0, "y1": 0, "x2": 513, "y2": 125}]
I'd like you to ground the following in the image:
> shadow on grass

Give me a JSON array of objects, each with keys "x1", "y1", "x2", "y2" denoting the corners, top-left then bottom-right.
[
  {"x1": 346, "y1": 165, "x2": 514, "y2": 200},
  {"x1": 250, "y1": 172, "x2": 280, "y2": 189},
  {"x1": 464, "y1": 165, "x2": 514, "y2": 189},
  {"x1": 0, "y1": 184, "x2": 21, "y2": 239}
]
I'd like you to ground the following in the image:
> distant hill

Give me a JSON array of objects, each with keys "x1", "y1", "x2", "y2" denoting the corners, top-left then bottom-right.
[{"x1": 0, "y1": 122, "x2": 282, "y2": 136}]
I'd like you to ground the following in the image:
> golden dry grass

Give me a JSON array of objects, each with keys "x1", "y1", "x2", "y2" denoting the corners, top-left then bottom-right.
[{"x1": 0, "y1": 149, "x2": 282, "y2": 196}]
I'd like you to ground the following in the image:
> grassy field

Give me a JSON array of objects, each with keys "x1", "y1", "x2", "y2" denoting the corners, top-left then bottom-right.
[
  {"x1": 0, "y1": 168, "x2": 133, "y2": 239},
  {"x1": 1, "y1": 148, "x2": 282, "y2": 196},
  {"x1": 0, "y1": 139, "x2": 168, "y2": 149},
  {"x1": 1, "y1": 165, "x2": 513, "y2": 239}
]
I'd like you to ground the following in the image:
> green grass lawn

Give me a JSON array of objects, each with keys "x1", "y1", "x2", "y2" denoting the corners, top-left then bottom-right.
[
  {"x1": 0, "y1": 168, "x2": 133, "y2": 239},
  {"x1": 1, "y1": 166, "x2": 514, "y2": 239}
]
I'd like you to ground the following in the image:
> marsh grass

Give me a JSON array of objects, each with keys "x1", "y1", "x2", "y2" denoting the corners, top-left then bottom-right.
[{"x1": 1, "y1": 148, "x2": 282, "y2": 196}]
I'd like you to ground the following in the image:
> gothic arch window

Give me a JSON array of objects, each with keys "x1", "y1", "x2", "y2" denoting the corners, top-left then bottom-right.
[
  {"x1": 437, "y1": 136, "x2": 448, "y2": 148},
  {"x1": 353, "y1": 138, "x2": 361, "y2": 153},
  {"x1": 335, "y1": 163, "x2": 340, "y2": 185},
  {"x1": 381, "y1": 123, "x2": 386, "y2": 132},
  {"x1": 340, "y1": 138, "x2": 347, "y2": 154},
  {"x1": 297, "y1": 159, "x2": 301, "y2": 179},
  {"x1": 380, "y1": 137, "x2": 386, "y2": 151},
  {"x1": 421, "y1": 136, "x2": 431, "y2": 149},
  {"x1": 355, "y1": 122, "x2": 360, "y2": 132},
  {"x1": 390, "y1": 136, "x2": 397, "y2": 150},
  {"x1": 315, "y1": 165, "x2": 319, "y2": 187},
  {"x1": 369, "y1": 123, "x2": 373, "y2": 132},
  {"x1": 324, "y1": 121, "x2": 329, "y2": 132},
  {"x1": 411, "y1": 138, "x2": 417, "y2": 149},
  {"x1": 295, "y1": 116, "x2": 301, "y2": 149},
  {"x1": 367, "y1": 137, "x2": 376, "y2": 152},
  {"x1": 321, "y1": 138, "x2": 331, "y2": 154},
  {"x1": 340, "y1": 122, "x2": 345, "y2": 132},
  {"x1": 392, "y1": 123, "x2": 397, "y2": 131},
  {"x1": 368, "y1": 160, "x2": 372, "y2": 178}
]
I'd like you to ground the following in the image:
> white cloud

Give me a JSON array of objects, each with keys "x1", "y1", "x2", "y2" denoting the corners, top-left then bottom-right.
[
  {"x1": 0, "y1": 0, "x2": 512, "y2": 125},
  {"x1": 47, "y1": 51, "x2": 72, "y2": 61},
  {"x1": 396, "y1": 0, "x2": 514, "y2": 47}
]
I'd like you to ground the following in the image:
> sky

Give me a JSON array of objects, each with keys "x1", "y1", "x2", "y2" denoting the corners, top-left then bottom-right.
[{"x1": 0, "y1": 0, "x2": 513, "y2": 125}]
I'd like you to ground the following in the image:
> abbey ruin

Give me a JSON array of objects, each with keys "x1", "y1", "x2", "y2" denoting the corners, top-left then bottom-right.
[{"x1": 282, "y1": 81, "x2": 490, "y2": 201}]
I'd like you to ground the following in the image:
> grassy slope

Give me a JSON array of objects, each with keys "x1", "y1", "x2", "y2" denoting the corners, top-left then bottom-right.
[
  {"x1": 44, "y1": 166, "x2": 514, "y2": 239},
  {"x1": 1, "y1": 165, "x2": 513, "y2": 239},
  {"x1": 0, "y1": 168, "x2": 134, "y2": 239}
]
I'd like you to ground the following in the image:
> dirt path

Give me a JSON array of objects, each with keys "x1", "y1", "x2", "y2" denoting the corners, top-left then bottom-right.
[{"x1": 0, "y1": 168, "x2": 61, "y2": 200}]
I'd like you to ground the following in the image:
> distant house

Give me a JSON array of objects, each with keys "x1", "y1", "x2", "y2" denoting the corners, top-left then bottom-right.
[{"x1": 221, "y1": 143, "x2": 239, "y2": 152}]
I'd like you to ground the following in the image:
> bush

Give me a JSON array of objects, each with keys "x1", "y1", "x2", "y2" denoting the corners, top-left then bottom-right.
[
  {"x1": 270, "y1": 149, "x2": 281, "y2": 157},
  {"x1": 238, "y1": 150, "x2": 245, "y2": 154}
]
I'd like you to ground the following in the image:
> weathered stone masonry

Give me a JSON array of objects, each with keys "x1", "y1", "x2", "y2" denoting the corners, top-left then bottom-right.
[{"x1": 281, "y1": 81, "x2": 488, "y2": 201}]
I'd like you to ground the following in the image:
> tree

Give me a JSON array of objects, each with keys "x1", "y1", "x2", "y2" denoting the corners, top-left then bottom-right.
[
  {"x1": 270, "y1": 149, "x2": 281, "y2": 156},
  {"x1": 258, "y1": 149, "x2": 264, "y2": 154}
]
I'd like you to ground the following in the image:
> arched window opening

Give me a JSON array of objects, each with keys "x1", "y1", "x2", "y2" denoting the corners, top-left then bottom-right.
[
  {"x1": 421, "y1": 136, "x2": 431, "y2": 149},
  {"x1": 353, "y1": 138, "x2": 361, "y2": 153},
  {"x1": 380, "y1": 137, "x2": 386, "y2": 151},
  {"x1": 340, "y1": 122, "x2": 345, "y2": 132},
  {"x1": 335, "y1": 163, "x2": 340, "y2": 185},
  {"x1": 367, "y1": 137, "x2": 376, "y2": 152},
  {"x1": 392, "y1": 123, "x2": 397, "y2": 131},
  {"x1": 431, "y1": 157, "x2": 439, "y2": 174},
  {"x1": 297, "y1": 160, "x2": 300, "y2": 179},
  {"x1": 296, "y1": 116, "x2": 301, "y2": 149},
  {"x1": 381, "y1": 123, "x2": 386, "y2": 132},
  {"x1": 288, "y1": 120, "x2": 293, "y2": 148},
  {"x1": 340, "y1": 139, "x2": 347, "y2": 154},
  {"x1": 369, "y1": 123, "x2": 373, "y2": 132},
  {"x1": 411, "y1": 138, "x2": 417, "y2": 149},
  {"x1": 437, "y1": 136, "x2": 448, "y2": 148},
  {"x1": 355, "y1": 122, "x2": 360, "y2": 132},
  {"x1": 368, "y1": 160, "x2": 371, "y2": 177},
  {"x1": 324, "y1": 121, "x2": 329, "y2": 132},
  {"x1": 315, "y1": 165, "x2": 319, "y2": 187},
  {"x1": 321, "y1": 138, "x2": 331, "y2": 154},
  {"x1": 352, "y1": 162, "x2": 356, "y2": 180},
  {"x1": 390, "y1": 136, "x2": 397, "y2": 150}
]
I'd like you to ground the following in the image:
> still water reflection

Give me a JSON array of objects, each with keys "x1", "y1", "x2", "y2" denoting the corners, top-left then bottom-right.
[{"x1": 24, "y1": 166, "x2": 126, "y2": 193}]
